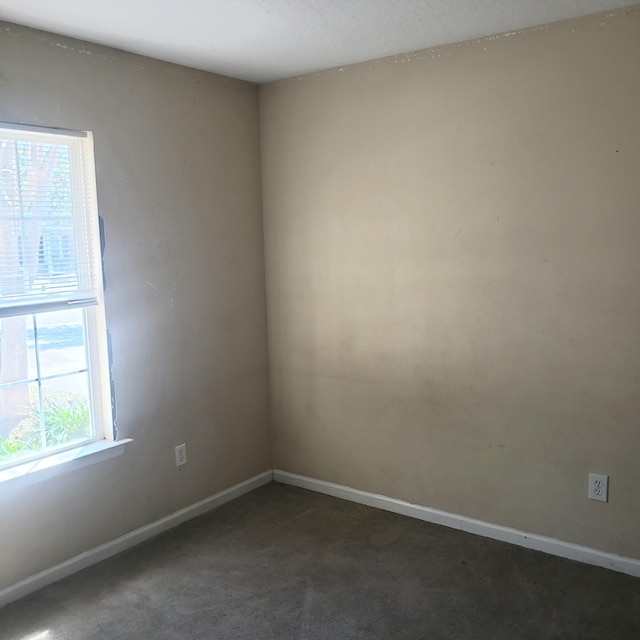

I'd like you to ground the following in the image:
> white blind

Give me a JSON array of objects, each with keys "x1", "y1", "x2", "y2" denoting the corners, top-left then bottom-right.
[{"x1": 0, "y1": 124, "x2": 102, "y2": 318}]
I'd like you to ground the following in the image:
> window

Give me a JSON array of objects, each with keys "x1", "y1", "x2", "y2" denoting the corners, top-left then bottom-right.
[{"x1": 0, "y1": 123, "x2": 113, "y2": 472}]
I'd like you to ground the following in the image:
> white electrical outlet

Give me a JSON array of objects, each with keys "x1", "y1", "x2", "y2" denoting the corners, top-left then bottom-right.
[
  {"x1": 175, "y1": 443, "x2": 187, "y2": 468},
  {"x1": 588, "y1": 473, "x2": 608, "y2": 502}
]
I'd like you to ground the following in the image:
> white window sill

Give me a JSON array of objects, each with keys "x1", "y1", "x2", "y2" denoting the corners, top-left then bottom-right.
[{"x1": 0, "y1": 438, "x2": 133, "y2": 490}]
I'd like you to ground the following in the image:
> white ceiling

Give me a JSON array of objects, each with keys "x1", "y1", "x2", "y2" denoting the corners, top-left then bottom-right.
[{"x1": 0, "y1": 0, "x2": 635, "y2": 83}]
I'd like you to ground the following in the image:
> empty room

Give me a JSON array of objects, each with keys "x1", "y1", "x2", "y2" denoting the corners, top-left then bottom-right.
[{"x1": 0, "y1": 0, "x2": 639, "y2": 638}]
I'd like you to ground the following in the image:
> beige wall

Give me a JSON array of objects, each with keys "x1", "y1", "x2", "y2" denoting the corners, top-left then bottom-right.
[
  {"x1": 260, "y1": 6, "x2": 640, "y2": 558},
  {"x1": 0, "y1": 23, "x2": 270, "y2": 589}
]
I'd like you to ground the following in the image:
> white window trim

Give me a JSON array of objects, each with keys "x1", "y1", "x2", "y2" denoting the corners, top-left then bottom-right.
[{"x1": 0, "y1": 438, "x2": 132, "y2": 489}]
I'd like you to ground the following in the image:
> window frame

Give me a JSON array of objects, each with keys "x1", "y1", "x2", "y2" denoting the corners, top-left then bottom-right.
[{"x1": 0, "y1": 122, "x2": 114, "y2": 473}]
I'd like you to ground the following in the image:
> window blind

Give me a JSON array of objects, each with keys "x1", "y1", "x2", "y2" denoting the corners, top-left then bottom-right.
[{"x1": 0, "y1": 125, "x2": 101, "y2": 318}]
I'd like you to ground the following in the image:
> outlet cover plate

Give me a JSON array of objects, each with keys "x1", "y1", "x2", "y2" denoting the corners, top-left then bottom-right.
[
  {"x1": 588, "y1": 473, "x2": 608, "y2": 502},
  {"x1": 175, "y1": 443, "x2": 187, "y2": 468}
]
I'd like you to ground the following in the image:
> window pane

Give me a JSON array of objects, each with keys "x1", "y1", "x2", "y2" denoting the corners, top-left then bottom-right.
[
  {"x1": 0, "y1": 314, "x2": 37, "y2": 384},
  {"x1": 41, "y1": 373, "x2": 92, "y2": 447},
  {"x1": 0, "y1": 140, "x2": 80, "y2": 298},
  {"x1": 36, "y1": 308, "x2": 88, "y2": 378},
  {"x1": 1, "y1": 129, "x2": 100, "y2": 317},
  {"x1": 0, "y1": 381, "x2": 41, "y2": 462}
]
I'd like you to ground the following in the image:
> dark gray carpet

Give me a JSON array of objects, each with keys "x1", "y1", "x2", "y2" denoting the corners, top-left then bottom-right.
[{"x1": 1, "y1": 482, "x2": 639, "y2": 639}]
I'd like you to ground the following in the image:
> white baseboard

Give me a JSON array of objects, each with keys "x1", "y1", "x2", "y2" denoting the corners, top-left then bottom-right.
[
  {"x1": 3, "y1": 467, "x2": 637, "y2": 610},
  {"x1": 273, "y1": 469, "x2": 640, "y2": 579},
  {"x1": 0, "y1": 470, "x2": 273, "y2": 609}
]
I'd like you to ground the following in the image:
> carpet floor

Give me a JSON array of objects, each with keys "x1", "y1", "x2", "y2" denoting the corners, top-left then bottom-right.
[{"x1": 1, "y1": 482, "x2": 639, "y2": 639}]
